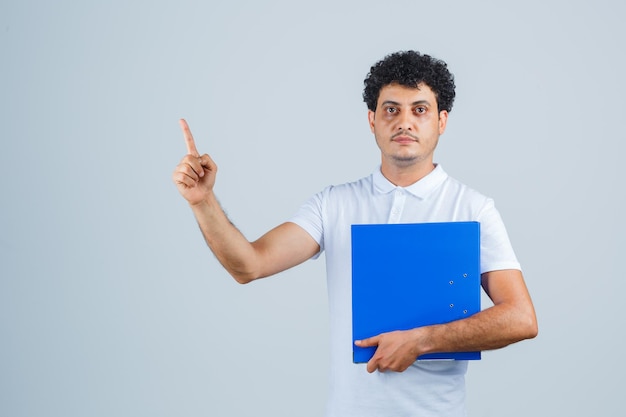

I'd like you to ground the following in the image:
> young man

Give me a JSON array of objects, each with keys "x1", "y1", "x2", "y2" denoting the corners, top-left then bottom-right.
[{"x1": 173, "y1": 51, "x2": 538, "y2": 416}]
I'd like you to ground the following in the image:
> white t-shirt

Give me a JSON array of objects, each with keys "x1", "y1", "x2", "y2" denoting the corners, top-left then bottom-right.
[{"x1": 290, "y1": 165, "x2": 520, "y2": 417}]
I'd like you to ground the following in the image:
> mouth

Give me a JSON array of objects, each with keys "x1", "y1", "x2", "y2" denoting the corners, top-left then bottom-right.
[{"x1": 391, "y1": 133, "x2": 419, "y2": 144}]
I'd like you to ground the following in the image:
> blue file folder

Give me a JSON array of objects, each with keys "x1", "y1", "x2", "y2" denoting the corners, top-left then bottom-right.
[{"x1": 351, "y1": 222, "x2": 481, "y2": 362}]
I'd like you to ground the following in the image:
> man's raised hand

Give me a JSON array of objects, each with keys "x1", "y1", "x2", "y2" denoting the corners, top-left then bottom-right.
[{"x1": 172, "y1": 119, "x2": 217, "y2": 205}]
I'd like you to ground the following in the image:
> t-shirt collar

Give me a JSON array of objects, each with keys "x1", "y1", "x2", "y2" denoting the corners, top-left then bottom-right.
[{"x1": 372, "y1": 164, "x2": 448, "y2": 199}]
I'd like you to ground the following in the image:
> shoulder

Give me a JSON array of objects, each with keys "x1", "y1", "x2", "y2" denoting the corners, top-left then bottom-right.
[
  {"x1": 441, "y1": 172, "x2": 492, "y2": 208},
  {"x1": 293, "y1": 173, "x2": 373, "y2": 217},
  {"x1": 319, "y1": 173, "x2": 374, "y2": 199}
]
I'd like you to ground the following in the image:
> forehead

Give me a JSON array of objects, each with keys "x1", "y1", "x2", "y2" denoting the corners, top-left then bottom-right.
[{"x1": 377, "y1": 82, "x2": 436, "y2": 105}]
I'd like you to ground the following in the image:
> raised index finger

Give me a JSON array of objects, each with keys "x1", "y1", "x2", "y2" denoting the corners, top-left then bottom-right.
[{"x1": 179, "y1": 118, "x2": 199, "y2": 156}]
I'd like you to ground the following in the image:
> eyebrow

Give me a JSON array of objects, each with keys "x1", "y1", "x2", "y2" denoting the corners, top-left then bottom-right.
[{"x1": 381, "y1": 100, "x2": 432, "y2": 107}]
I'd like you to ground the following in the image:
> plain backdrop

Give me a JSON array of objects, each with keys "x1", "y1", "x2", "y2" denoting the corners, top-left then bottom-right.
[{"x1": 1, "y1": 1, "x2": 625, "y2": 416}]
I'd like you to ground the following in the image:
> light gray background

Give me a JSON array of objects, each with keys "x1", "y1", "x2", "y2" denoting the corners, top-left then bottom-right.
[{"x1": 1, "y1": 0, "x2": 624, "y2": 416}]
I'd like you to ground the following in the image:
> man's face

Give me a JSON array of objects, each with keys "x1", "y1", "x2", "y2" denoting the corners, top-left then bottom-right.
[{"x1": 368, "y1": 83, "x2": 448, "y2": 170}]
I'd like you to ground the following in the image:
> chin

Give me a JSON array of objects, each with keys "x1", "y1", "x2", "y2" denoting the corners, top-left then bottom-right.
[{"x1": 390, "y1": 156, "x2": 420, "y2": 168}]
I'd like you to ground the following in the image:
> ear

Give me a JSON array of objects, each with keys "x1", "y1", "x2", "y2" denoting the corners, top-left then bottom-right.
[
  {"x1": 368, "y1": 110, "x2": 376, "y2": 133},
  {"x1": 438, "y1": 110, "x2": 449, "y2": 135}
]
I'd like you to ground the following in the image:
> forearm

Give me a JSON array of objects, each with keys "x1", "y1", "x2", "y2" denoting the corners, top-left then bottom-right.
[
  {"x1": 189, "y1": 193, "x2": 261, "y2": 284},
  {"x1": 357, "y1": 302, "x2": 537, "y2": 374},
  {"x1": 358, "y1": 269, "x2": 538, "y2": 373},
  {"x1": 417, "y1": 300, "x2": 538, "y2": 355},
  {"x1": 418, "y1": 269, "x2": 538, "y2": 356}
]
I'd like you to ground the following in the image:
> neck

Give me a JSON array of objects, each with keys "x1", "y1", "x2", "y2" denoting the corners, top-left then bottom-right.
[{"x1": 380, "y1": 160, "x2": 436, "y2": 187}]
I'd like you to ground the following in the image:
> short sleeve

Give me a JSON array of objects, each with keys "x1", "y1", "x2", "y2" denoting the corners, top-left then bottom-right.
[
  {"x1": 477, "y1": 198, "x2": 521, "y2": 273},
  {"x1": 288, "y1": 189, "x2": 326, "y2": 259}
]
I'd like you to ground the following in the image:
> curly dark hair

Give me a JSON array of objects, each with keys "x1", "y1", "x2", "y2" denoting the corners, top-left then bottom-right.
[{"x1": 363, "y1": 51, "x2": 456, "y2": 113}]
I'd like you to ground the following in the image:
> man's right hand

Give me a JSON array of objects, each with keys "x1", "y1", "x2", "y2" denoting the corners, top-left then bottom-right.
[
  {"x1": 171, "y1": 118, "x2": 320, "y2": 283},
  {"x1": 172, "y1": 119, "x2": 217, "y2": 206}
]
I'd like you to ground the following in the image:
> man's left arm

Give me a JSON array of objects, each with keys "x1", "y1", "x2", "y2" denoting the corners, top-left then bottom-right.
[{"x1": 355, "y1": 269, "x2": 538, "y2": 373}]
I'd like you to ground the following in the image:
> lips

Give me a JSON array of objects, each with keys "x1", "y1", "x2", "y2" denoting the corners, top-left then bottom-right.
[
  {"x1": 392, "y1": 135, "x2": 418, "y2": 144},
  {"x1": 391, "y1": 132, "x2": 419, "y2": 143}
]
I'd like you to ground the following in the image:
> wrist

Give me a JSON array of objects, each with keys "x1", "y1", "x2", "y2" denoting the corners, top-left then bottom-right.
[
  {"x1": 411, "y1": 325, "x2": 438, "y2": 357},
  {"x1": 188, "y1": 191, "x2": 217, "y2": 210}
]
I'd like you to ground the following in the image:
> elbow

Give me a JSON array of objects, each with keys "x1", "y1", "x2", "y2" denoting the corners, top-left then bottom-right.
[
  {"x1": 222, "y1": 257, "x2": 263, "y2": 284},
  {"x1": 501, "y1": 303, "x2": 538, "y2": 344},
  {"x1": 232, "y1": 274, "x2": 250, "y2": 285},
  {"x1": 220, "y1": 247, "x2": 272, "y2": 284},
  {"x1": 527, "y1": 318, "x2": 539, "y2": 340},
  {"x1": 521, "y1": 322, "x2": 538, "y2": 342},
  {"x1": 518, "y1": 309, "x2": 539, "y2": 341},
  {"x1": 229, "y1": 264, "x2": 266, "y2": 284},
  {"x1": 230, "y1": 270, "x2": 259, "y2": 285}
]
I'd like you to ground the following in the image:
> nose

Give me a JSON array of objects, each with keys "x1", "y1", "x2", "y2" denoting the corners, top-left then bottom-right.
[{"x1": 396, "y1": 111, "x2": 413, "y2": 131}]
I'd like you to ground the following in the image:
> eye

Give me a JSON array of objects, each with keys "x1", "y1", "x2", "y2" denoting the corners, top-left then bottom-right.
[
  {"x1": 385, "y1": 107, "x2": 397, "y2": 114},
  {"x1": 414, "y1": 107, "x2": 426, "y2": 114}
]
